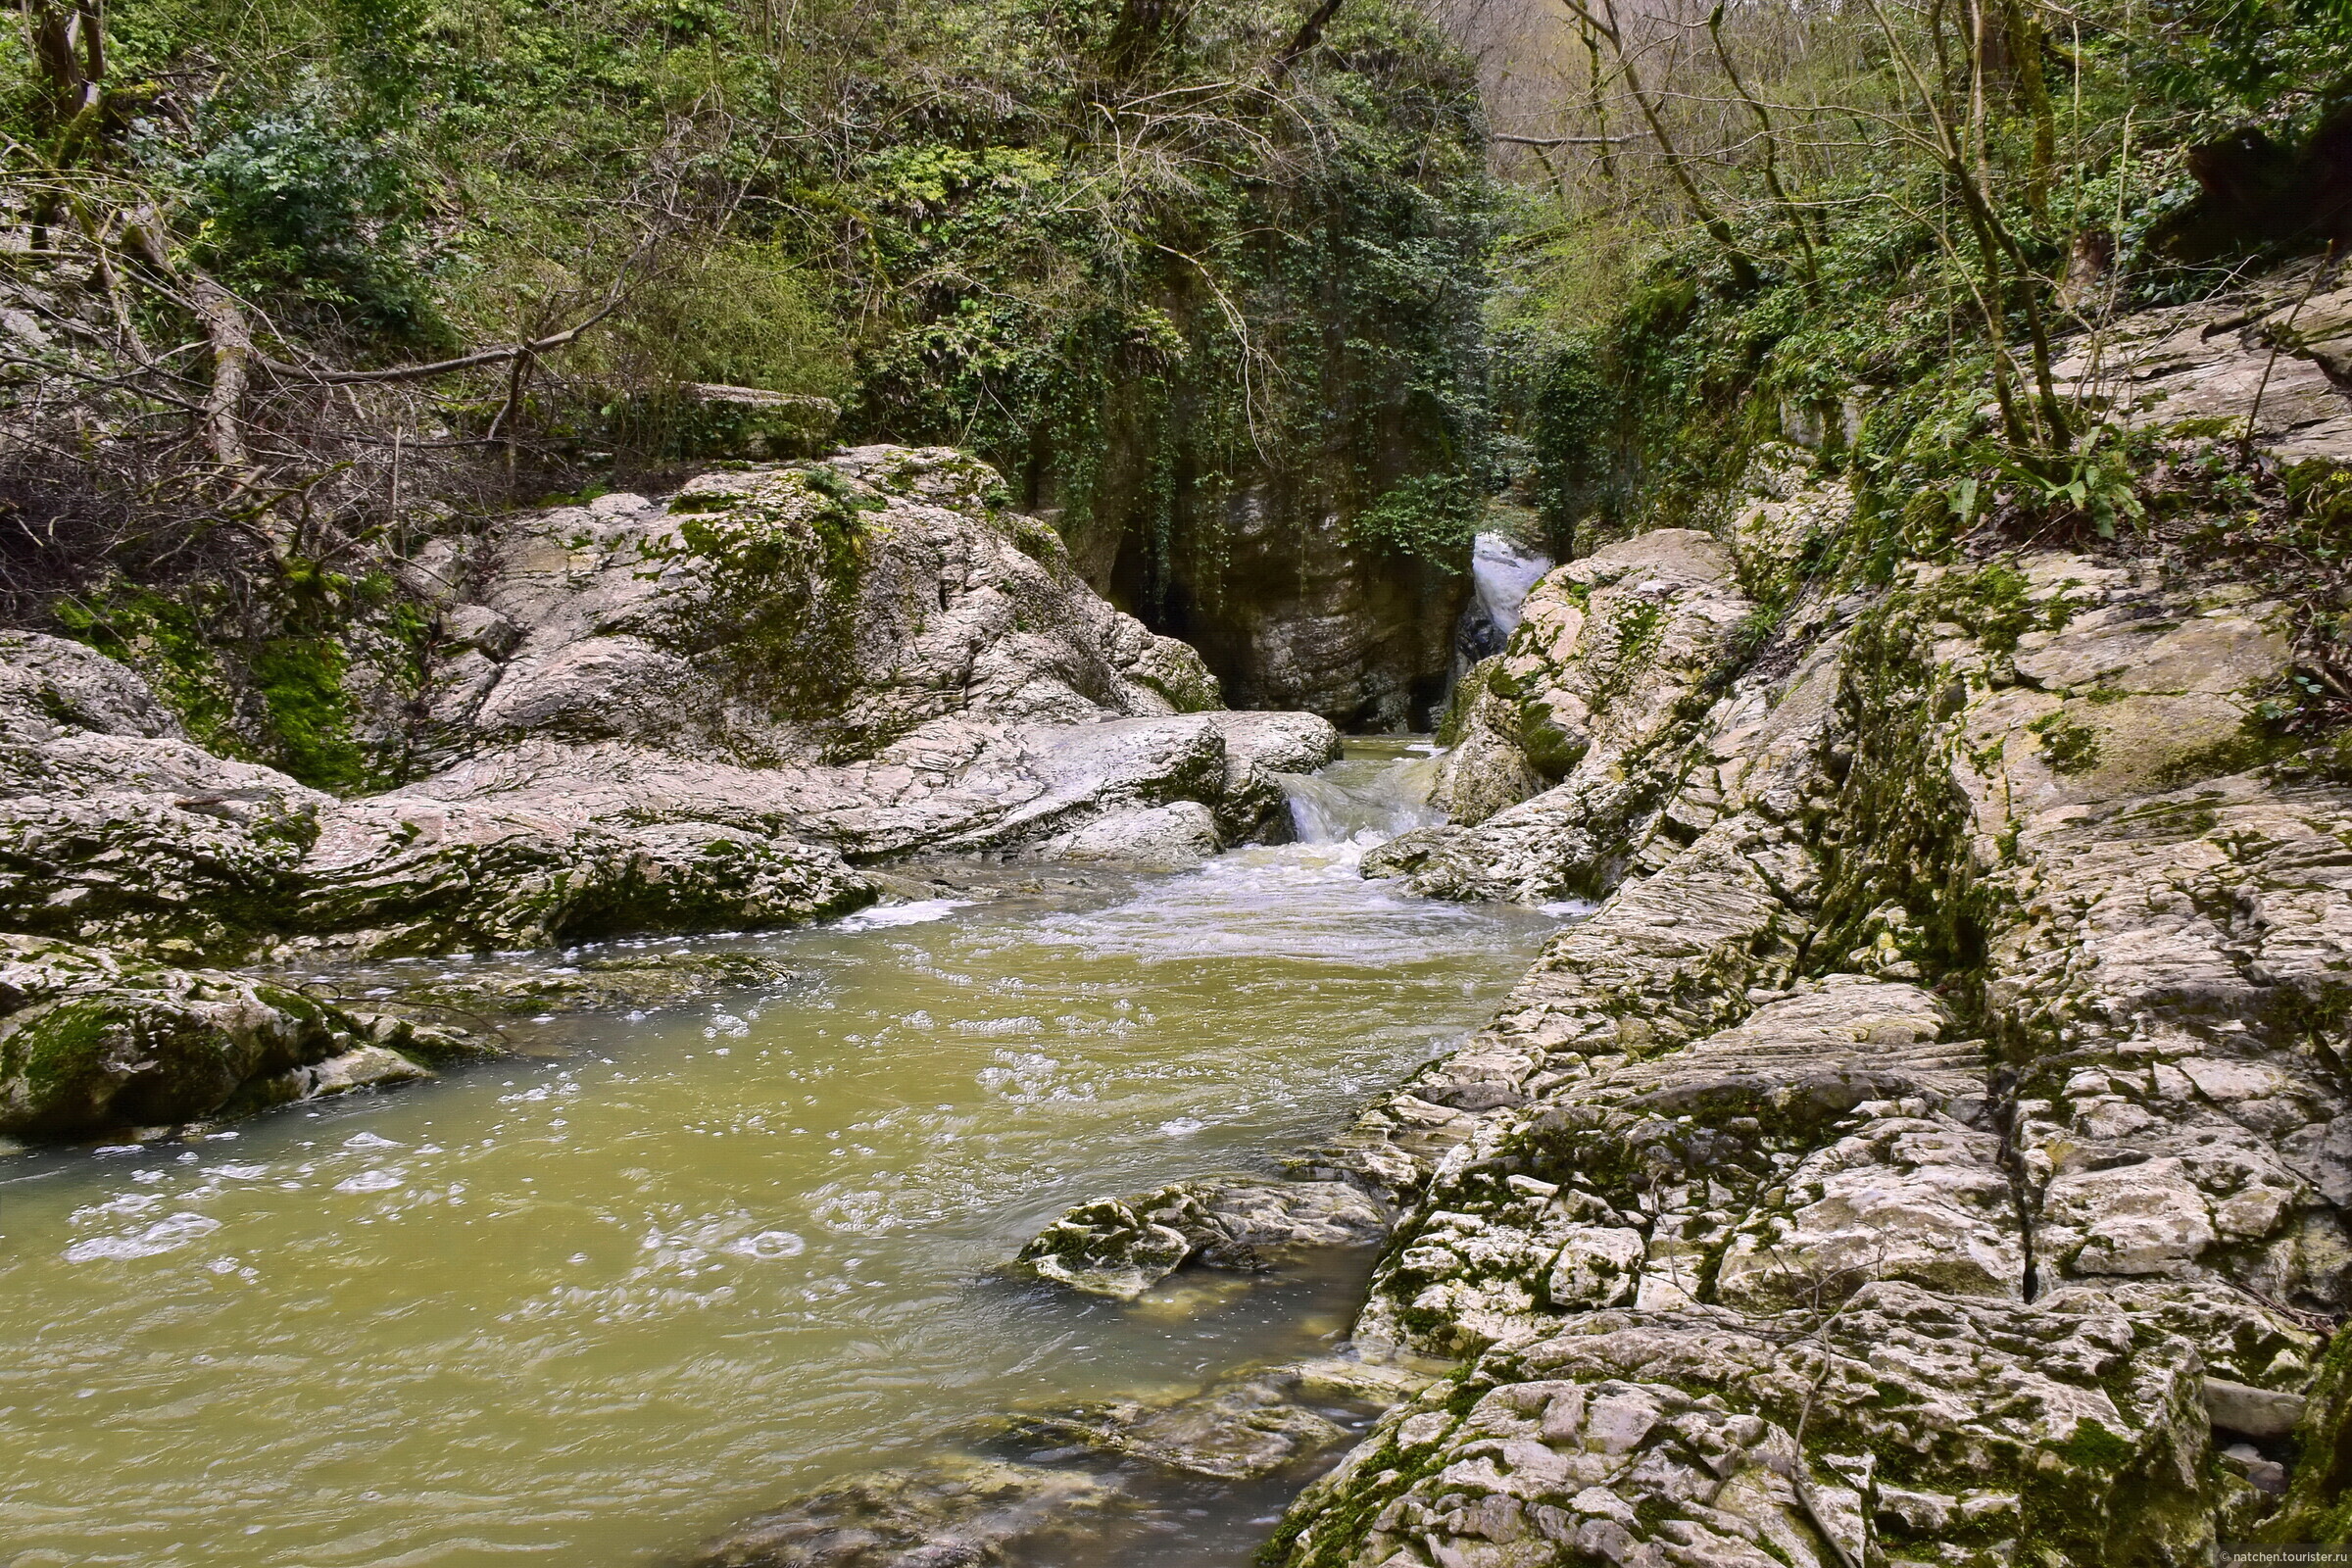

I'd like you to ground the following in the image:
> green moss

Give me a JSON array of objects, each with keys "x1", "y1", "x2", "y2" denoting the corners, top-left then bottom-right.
[
  {"x1": 2150, "y1": 715, "x2": 2308, "y2": 787},
  {"x1": 2029, "y1": 711, "x2": 2102, "y2": 775},
  {"x1": 2264, "y1": 1309, "x2": 2352, "y2": 1544},
  {"x1": 248, "y1": 636, "x2": 368, "y2": 792},
  {"x1": 52, "y1": 587, "x2": 245, "y2": 756},
  {"x1": 1515, "y1": 701, "x2": 1589, "y2": 779},
  {"x1": 2052, "y1": 1416, "x2": 2136, "y2": 1472},
  {"x1": 646, "y1": 466, "x2": 881, "y2": 746}
]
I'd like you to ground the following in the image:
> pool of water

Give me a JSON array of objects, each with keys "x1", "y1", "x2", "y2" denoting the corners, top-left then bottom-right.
[{"x1": 0, "y1": 741, "x2": 1557, "y2": 1568}]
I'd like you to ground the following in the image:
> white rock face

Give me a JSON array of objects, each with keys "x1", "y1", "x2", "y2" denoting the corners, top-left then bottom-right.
[
  {"x1": 1262, "y1": 441, "x2": 2350, "y2": 1565},
  {"x1": 0, "y1": 448, "x2": 1340, "y2": 1135},
  {"x1": 1038, "y1": 802, "x2": 1222, "y2": 866},
  {"x1": 3, "y1": 448, "x2": 1342, "y2": 970}
]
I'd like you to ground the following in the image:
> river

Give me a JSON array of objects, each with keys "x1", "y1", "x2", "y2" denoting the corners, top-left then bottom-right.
[{"x1": 0, "y1": 740, "x2": 1564, "y2": 1568}]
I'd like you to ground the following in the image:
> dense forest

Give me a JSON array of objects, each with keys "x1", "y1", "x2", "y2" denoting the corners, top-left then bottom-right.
[{"x1": 2, "y1": 0, "x2": 2349, "y2": 754}]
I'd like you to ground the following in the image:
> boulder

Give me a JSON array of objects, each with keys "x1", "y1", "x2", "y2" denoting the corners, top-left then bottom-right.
[
  {"x1": 0, "y1": 631, "x2": 329, "y2": 961},
  {"x1": 4, "y1": 449, "x2": 1345, "y2": 974},
  {"x1": 0, "y1": 933, "x2": 484, "y2": 1140},
  {"x1": 1384, "y1": 528, "x2": 1760, "y2": 903},
  {"x1": 1003, "y1": 1364, "x2": 1353, "y2": 1480},
  {"x1": 1035, "y1": 802, "x2": 1221, "y2": 866},
  {"x1": 1018, "y1": 1176, "x2": 1390, "y2": 1299}
]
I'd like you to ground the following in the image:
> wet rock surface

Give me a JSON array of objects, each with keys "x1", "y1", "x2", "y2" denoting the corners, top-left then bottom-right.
[
  {"x1": 676, "y1": 1457, "x2": 1122, "y2": 1567},
  {"x1": 1018, "y1": 1176, "x2": 1390, "y2": 1299},
  {"x1": 682, "y1": 1357, "x2": 1432, "y2": 1568}
]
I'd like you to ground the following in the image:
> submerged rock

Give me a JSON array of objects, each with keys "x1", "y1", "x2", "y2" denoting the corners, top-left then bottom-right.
[
  {"x1": 692, "y1": 1358, "x2": 1429, "y2": 1566},
  {"x1": 375, "y1": 949, "x2": 793, "y2": 1018},
  {"x1": 1017, "y1": 1177, "x2": 1390, "y2": 1299},
  {"x1": 1001, "y1": 1363, "x2": 1373, "y2": 1481},
  {"x1": 678, "y1": 1457, "x2": 1119, "y2": 1567}
]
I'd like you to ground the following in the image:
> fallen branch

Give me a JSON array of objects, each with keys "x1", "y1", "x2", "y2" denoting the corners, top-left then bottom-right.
[{"x1": 255, "y1": 299, "x2": 624, "y2": 386}]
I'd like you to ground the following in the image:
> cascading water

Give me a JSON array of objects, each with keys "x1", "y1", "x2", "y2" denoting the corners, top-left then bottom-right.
[
  {"x1": 1277, "y1": 738, "x2": 1446, "y2": 846},
  {"x1": 1454, "y1": 531, "x2": 1554, "y2": 666}
]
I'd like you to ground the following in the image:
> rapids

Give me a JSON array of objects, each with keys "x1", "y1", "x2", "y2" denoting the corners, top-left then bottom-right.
[{"x1": 0, "y1": 741, "x2": 1561, "y2": 1568}]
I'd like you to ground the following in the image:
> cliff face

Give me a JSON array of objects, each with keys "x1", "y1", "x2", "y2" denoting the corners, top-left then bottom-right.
[
  {"x1": 1250, "y1": 292, "x2": 2352, "y2": 1565},
  {"x1": 1120, "y1": 486, "x2": 1470, "y2": 730},
  {"x1": 1272, "y1": 541, "x2": 2328, "y2": 1566}
]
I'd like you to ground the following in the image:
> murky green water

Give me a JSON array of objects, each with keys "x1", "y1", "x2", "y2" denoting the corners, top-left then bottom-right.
[{"x1": 0, "y1": 743, "x2": 1558, "y2": 1568}]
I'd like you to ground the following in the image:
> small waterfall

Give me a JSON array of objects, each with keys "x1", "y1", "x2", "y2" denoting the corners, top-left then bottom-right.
[
  {"x1": 1456, "y1": 531, "x2": 1554, "y2": 665},
  {"x1": 1279, "y1": 747, "x2": 1446, "y2": 845}
]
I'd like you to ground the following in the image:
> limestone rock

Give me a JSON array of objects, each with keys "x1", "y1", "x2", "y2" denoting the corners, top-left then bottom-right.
[
  {"x1": 4, "y1": 450, "x2": 1343, "y2": 975},
  {"x1": 432, "y1": 449, "x2": 1223, "y2": 767},
  {"x1": 1277, "y1": 1284, "x2": 2217, "y2": 1568},
  {"x1": 1015, "y1": 1196, "x2": 1195, "y2": 1299},
  {"x1": 2048, "y1": 270, "x2": 2352, "y2": 466},
  {"x1": 1017, "y1": 1176, "x2": 1389, "y2": 1298},
  {"x1": 1403, "y1": 531, "x2": 1756, "y2": 901},
  {"x1": 0, "y1": 631, "x2": 329, "y2": 961},
  {"x1": 1278, "y1": 505, "x2": 2352, "y2": 1563},
  {"x1": 371, "y1": 949, "x2": 791, "y2": 1017},
  {"x1": 0, "y1": 933, "x2": 482, "y2": 1140},
  {"x1": 284, "y1": 796, "x2": 872, "y2": 958}
]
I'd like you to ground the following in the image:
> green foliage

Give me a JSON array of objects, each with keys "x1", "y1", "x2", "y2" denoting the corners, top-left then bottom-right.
[
  {"x1": 161, "y1": 89, "x2": 445, "y2": 340},
  {"x1": 1486, "y1": 0, "x2": 2352, "y2": 561},
  {"x1": 1352, "y1": 474, "x2": 1482, "y2": 571}
]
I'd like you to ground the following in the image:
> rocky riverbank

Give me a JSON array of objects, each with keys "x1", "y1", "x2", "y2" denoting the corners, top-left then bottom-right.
[
  {"x1": 933, "y1": 278, "x2": 2352, "y2": 1567},
  {"x1": 0, "y1": 445, "x2": 1337, "y2": 1144}
]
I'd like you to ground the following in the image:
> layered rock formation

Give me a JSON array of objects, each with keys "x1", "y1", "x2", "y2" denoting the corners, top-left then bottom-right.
[
  {"x1": 1246, "y1": 527, "x2": 2349, "y2": 1563},
  {"x1": 1, "y1": 445, "x2": 1339, "y2": 1138}
]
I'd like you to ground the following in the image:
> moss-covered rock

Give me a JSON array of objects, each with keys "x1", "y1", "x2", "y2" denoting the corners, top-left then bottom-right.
[
  {"x1": 1018, "y1": 1176, "x2": 1389, "y2": 1300},
  {"x1": 0, "y1": 934, "x2": 483, "y2": 1140}
]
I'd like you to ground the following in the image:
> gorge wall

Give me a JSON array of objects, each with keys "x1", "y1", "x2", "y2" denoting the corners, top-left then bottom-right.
[{"x1": 978, "y1": 273, "x2": 2352, "y2": 1565}]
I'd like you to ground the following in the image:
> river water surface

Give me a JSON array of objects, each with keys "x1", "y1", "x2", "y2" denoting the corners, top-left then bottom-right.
[{"x1": 0, "y1": 742, "x2": 1560, "y2": 1568}]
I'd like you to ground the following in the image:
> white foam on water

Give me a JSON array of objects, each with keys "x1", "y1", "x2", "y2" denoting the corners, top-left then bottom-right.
[
  {"x1": 835, "y1": 899, "x2": 972, "y2": 932},
  {"x1": 724, "y1": 1230, "x2": 808, "y2": 1260},
  {"x1": 64, "y1": 1212, "x2": 220, "y2": 1263},
  {"x1": 1540, "y1": 899, "x2": 1602, "y2": 919}
]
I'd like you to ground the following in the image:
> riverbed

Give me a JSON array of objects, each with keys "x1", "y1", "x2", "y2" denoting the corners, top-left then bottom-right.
[{"x1": 0, "y1": 742, "x2": 1563, "y2": 1568}]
